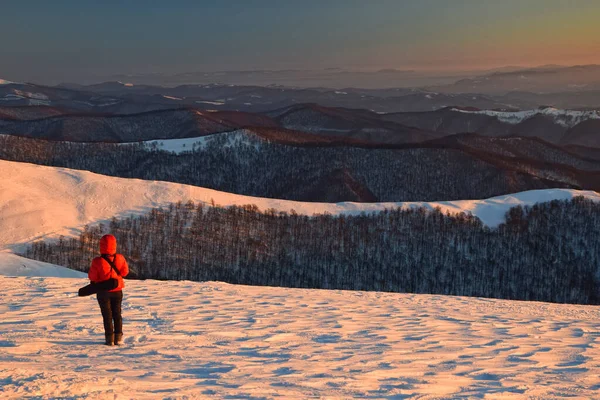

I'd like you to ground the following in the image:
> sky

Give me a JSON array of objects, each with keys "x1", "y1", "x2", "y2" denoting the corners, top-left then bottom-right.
[{"x1": 1, "y1": 0, "x2": 599, "y2": 84}]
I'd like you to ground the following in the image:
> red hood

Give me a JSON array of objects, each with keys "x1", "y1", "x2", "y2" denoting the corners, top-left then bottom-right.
[{"x1": 100, "y1": 234, "x2": 117, "y2": 255}]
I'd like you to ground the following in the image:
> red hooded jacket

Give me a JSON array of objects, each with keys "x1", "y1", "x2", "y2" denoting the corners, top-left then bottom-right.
[{"x1": 88, "y1": 234, "x2": 129, "y2": 292}]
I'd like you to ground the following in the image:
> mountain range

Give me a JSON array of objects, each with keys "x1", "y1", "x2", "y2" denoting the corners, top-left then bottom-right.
[
  {"x1": 3, "y1": 75, "x2": 600, "y2": 114},
  {"x1": 427, "y1": 65, "x2": 600, "y2": 94},
  {"x1": 383, "y1": 107, "x2": 600, "y2": 147},
  {"x1": 1, "y1": 73, "x2": 599, "y2": 204},
  {"x1": 0, "y1": 108, "x2": 276, "y2": 142},
  {"x1": 1, "y1": 101, "x2": 599, "y2": 147}
]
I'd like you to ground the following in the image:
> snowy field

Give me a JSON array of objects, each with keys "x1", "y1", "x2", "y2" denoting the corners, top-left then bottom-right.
[{"x1": 1, "y1": 276, "x2": 599, "y2": 399}]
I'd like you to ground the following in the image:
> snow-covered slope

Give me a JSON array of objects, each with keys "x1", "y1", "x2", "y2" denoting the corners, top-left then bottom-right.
[
  {"x1": 131, "y1": 129, "x2": 261, "y2": 153},
  {"x1": 1, "y1": 276, "x2": 598, "y2": 399},
  {"x1": 1, "y1": 159, "x2": 600, "y2": 253},
  {"x1": 0, "y1": 252, "x2": 85, "y2": 278},
  {"x1": 452, "y1": 107, "x2": 600, "y2": 128}
]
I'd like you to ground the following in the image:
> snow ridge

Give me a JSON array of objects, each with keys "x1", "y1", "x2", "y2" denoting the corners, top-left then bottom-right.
[
  {"x1": 452, "y1": 107, "x2": 600, "y2": 128},
  {"x1": 1, "y1": 159, "x2": 599, "y2": 253}
]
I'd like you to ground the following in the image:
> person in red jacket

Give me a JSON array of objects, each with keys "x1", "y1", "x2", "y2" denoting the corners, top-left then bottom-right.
[{"x1": 89, "y1": 234, "x2": 129, "y2": 346}]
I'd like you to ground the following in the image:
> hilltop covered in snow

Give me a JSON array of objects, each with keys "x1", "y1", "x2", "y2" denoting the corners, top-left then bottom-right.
[
  {"x1": 132, "y1": 129, "x2": 261, "y2": 153},
  {"x1": 452, "y1": 107, "x2": 600, "y2": 128},
  {"x1": 1, "y1": 159, "x2": 599, "y2": 254}
]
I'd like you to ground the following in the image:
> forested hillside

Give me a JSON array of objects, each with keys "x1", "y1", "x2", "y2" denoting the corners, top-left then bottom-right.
[
  {"x1": 26, "y1": 197, "x2": 600, "y2": 305},
  {"x1": 1, "y1": 132, "x2": 599, "y2": 203},
  {"x1": 431, "y1": 134, "x2": 600, "y2": 171},
  {"x1": 382, "y1": 107, "x2": 600, "y2": 147}
]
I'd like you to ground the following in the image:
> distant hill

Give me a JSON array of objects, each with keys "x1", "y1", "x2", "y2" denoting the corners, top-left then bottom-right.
[
  {"x1": 1, "y1": 157, "x2": 598, "y2": 248},
  {"x1": 429, "y1": 65, "x2": 600, "y2": 95},
  {"x1": 0, "y1": 103, "x2": 437, "y2": 145},
  {"x1": 0, "y1": 81, "x2": 193, "y2": 114},
  {"x1": 3, "y1": 80, "x2": 600, "y2": 146},
  {"x1": 4, "y1": 79, "x2": 600, "y2": 114},
  {"x1": 382, "y1": 107, "x2": 600, "y2": 147},
  {"x1": 0, "y1": 108, "x2": 277, "y2": 142},
  {"x1": 428, "y1": 134, "x2": 600, "y2": 172},
  {"x1": 267, "y1": 103, "x2": 438, "y2": 143},
  {"x1": 1, "y1": 130, "x2": 599, "y2": 203},
  {"x1": 58, "y1": 81, "x2": 515, "y2": 113},
  {"x1": 2, "y1": 88, "x2": 599, "y2": 147}
]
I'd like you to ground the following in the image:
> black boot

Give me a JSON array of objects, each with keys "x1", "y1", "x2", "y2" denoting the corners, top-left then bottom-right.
[
  {"x1": 105, "y1": 334, "x2": 114, "y2": 346},
  {"x1": 114, "y1": 333, "x2": 123, "y2": 346}
]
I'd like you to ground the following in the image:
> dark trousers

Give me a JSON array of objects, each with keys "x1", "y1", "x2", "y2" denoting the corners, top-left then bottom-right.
[{"x1": 97, "y1": 291, "x2": 123, "y2": 336}]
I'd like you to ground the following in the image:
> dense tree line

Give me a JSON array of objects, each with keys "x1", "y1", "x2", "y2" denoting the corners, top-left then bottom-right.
[
  {"x1": 0, "y1": 133, "x2": 587, "y2": 203},
  {"x1": 26, "y1": 197, "x2": 600, "y2": 305}
]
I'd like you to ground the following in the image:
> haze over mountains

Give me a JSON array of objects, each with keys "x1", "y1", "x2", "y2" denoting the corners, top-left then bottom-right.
[
  {"x1": 3, "y1": 64, "x2": 600, "y2": 115},
  {"x1": 429, "y1": 65, "x2": 600, "y2": 94},
  {"x1": 67, "y1": 64, "x2": 600, "y2": 92},
  {"x1": 2, "y1": 78, "x2": 513, "y2": 114}
]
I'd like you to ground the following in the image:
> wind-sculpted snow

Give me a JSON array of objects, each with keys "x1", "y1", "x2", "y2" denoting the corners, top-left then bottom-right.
[{"x1": 0, "y1": 277, "x2": 598, "y2": 398}]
